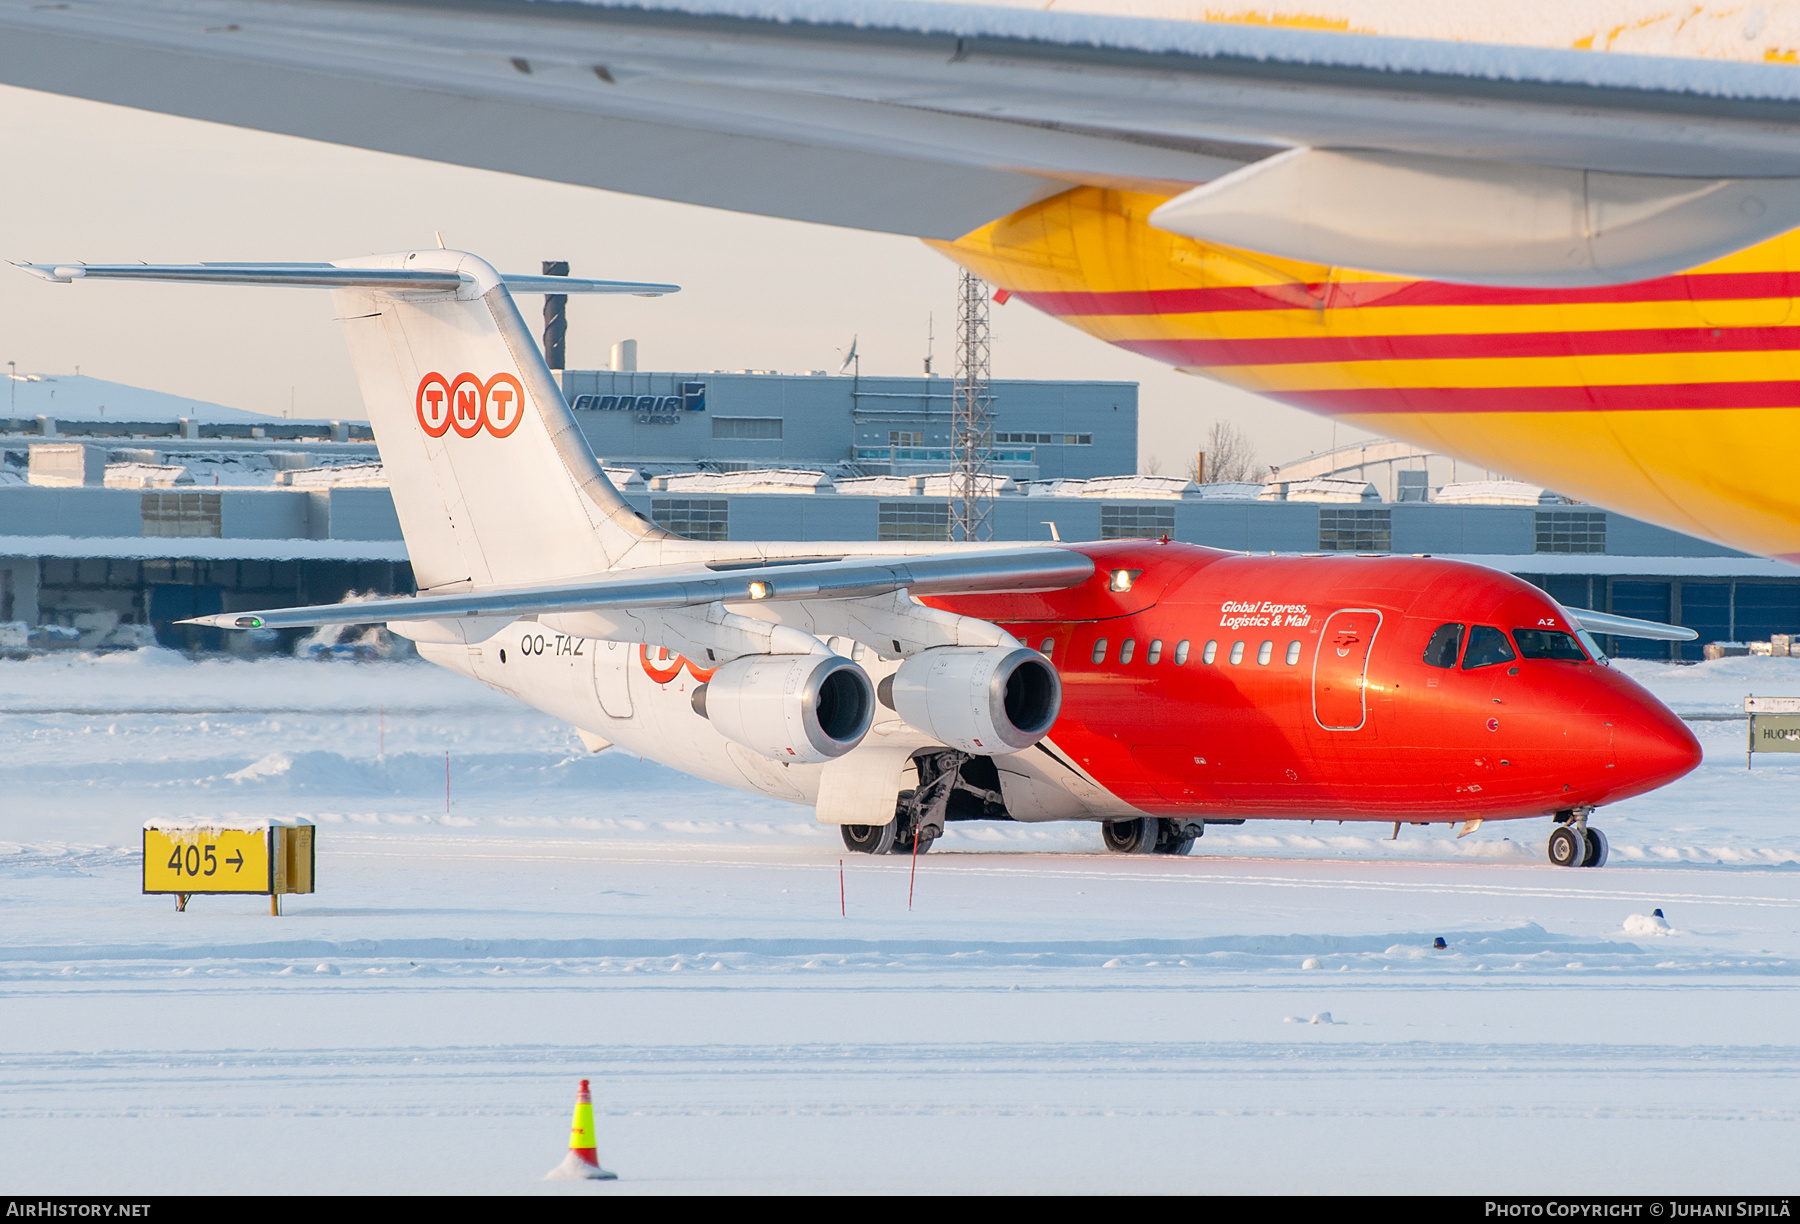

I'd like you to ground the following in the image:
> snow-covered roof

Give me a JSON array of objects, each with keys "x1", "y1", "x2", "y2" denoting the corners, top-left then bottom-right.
[
  {"x1": 2, "y1": 373, "x2": 297, "y2": 424},
  {"x1": 0, "y1": 534, "x2": 408, "y2": 561},
  {"x1": 1435, "y1": 480, "x2": 1560, "y2": 506},
  {"x1": 1266, "y1": 478, "x2": 1380, "y2": 503},
  {"x1": 601, "y1": 467, "x2": 649, "y2": 492},
  {"x1": 1193, "y1": 481, "x2": 1266, "y2": 501},
  {"x1": 104, "y1": 462, "x2": 193, "y2": 489},
  {"x1": 1034, "y1": 474, "x2": 1197, "y2": 500},
  {"x1": 651, "y1": 468, "x2": 837, "y2": 494},
  {"x1": 903, "y1": 473, "x2": 1019, "y2": 497},
  {"x1": 835, "y1": 475, "x2": 912, "y2": 497},
  {"x1": 276, "y1": 463, "x2": 387, "y2": 488}
]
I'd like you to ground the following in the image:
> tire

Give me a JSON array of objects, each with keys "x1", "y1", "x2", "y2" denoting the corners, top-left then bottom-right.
[
  {"x1": 1102, "y1": 817, "x2": 1160, "y2": 854},
  {"x1": 1547, "y1": 824, "x2": 1587, "y2": 868},
  {"x1": 892, "y1": 822, "x2": 935, "y2": 856},
  {"x1": 1581, "y1": 827, "x2": 1609, "y2": 868},
  {"x1": 841, "y1": 820, "x2": 897, "y2": 855},
  {"x1": 1155, "y1": 820, "x2": 1200, "y2": 856}
]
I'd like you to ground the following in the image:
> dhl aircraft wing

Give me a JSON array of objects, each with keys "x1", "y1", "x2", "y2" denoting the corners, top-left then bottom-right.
[{"x1": 6, "y1": 0, "x2": 1800, "y2": 283}]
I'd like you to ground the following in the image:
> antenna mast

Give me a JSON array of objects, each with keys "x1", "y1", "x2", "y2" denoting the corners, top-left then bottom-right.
[{"x1": 950, "y1": 269, "x2": 993, "y2": 542}]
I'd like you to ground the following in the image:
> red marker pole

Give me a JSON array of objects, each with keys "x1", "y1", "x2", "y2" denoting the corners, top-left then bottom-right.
[
  {"x1": 909, "y1": 825, "x2": 920, "y2": 911},
  {"x1": 839, "y1": 860, "x2": 845, "y2": 917}
]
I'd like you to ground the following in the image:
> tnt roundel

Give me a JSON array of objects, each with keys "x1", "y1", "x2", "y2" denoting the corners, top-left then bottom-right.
[
  {"x1": 484, "y1": 373, "x2": 526, "y2": 438},
  {"x1": 417, "y1": 371, "x2": 529, "y2": 438},
  {"x1": 639, "y1": 645, "x2": 718, "y2": 684},
  {"x1": 416, "y1": 373, "x2": 452, "y2": 437},
  {"x1": 448, "y1": 373, "x2": 486, "y2": 439},
  {"x1": 640, "y1": 645, "x2": 685, "y2": 685}
]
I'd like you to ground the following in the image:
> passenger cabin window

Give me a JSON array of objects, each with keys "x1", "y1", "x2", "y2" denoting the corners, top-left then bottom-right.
[
  {"x1": 1229, "y1": 641, "x2": 1246, "y2": 665},
  {"x1": 1257, "y1": 641, "x2": 1273, "y2": 665},
  {"x1": 1092, "y1": 638, "x2": 1108, "y2": 664},
  {"x1": 1120, "y1": 639, "x2": 1136, "y2": 664},
  {"x1": 1174, "y1": 640, "x2": 1190, "y2": 665},
  {"x1": 1514, "y1": 628, "x2": 1589, "y2": 661},
  {"x1": 1461, "y1": 625, "x2": 1517, "y2": 670},
  {"x1": 1423, "y1": 623, "x2": 1465, "y2": 669},
  {"x1": 1286, "y1": 641, "x2": 1302, "y2": 666},
  {"x1": 1147, "y1": 639, "x2": 1163, "y2": 665},
  {"x1": 1202, "y1": 640, "x2": 1218, "y2": 664}
]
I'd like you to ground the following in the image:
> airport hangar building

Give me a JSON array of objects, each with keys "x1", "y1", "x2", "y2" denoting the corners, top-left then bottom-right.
[{"x1": 0, "y1": 368, "x2": 1796, "y2": 661}]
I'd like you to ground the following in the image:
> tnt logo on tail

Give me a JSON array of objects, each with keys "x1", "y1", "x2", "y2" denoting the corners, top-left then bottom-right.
[{"x1": 416, "y1": 372, "x2": 526, "y2": 438}]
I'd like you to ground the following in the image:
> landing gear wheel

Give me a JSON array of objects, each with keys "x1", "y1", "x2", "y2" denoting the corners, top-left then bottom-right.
[
  {"x1": 1581, "y1": 827, "x2": 1609, "y2": 868},
  {"x1": 892, "y1": 822, "x2": 936, "y2": 856},
  {"x1": 1157, "y1": 832, "x2": 1197, "y2": 856},
  {"x1": 1102, "y1": 817, "x2": 1161, "y2": 854},
  {"x1": 841, "y1": 820, "x2": 897, "y2": 855},
  {"x1": 1547, "y1": 824, "x2": 1587, "y2": 868}
]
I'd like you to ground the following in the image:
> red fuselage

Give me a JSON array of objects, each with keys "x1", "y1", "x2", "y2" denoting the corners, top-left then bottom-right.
[{"x1": 936, "y1": 541, "x2": 1700, "y2": 823}]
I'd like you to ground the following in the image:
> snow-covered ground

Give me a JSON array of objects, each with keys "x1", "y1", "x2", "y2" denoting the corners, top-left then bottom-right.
[{"x1": 3, "y1": 650, "x2": 1798, "y2": 1193}]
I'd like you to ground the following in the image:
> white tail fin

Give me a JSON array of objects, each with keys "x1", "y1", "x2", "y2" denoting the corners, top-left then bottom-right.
[{"x1": 330, "y1": 250, "x2": 663, "y2": 592}]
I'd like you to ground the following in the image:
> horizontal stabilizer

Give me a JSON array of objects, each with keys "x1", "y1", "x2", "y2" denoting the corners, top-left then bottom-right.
[
  {"x1": 1564, "y1": 607, "x2": 1699, "y2": 642},
  {"x1": 181, "y1": 548, "x2": 1096, "y2": 631},
  {"x1": 12, "y1": 262, "x2": 678, "y2": 295}
]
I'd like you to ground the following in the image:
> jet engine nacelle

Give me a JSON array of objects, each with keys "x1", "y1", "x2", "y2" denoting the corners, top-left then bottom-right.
[
  {"x1": 694, "y1": 653, "x2": 875, "y2": 764},
  {"x1": 885, "y1": 646, "x2": 1062, "y2": 755}
]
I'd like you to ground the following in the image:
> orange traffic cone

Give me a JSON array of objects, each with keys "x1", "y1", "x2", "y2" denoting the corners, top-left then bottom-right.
[{"x1": 545, "y1": 1079, "x2": 617, "y2": 1180}]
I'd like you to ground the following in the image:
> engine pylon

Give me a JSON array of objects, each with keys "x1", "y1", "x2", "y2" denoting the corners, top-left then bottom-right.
[{"x1": 545, "y1": 1078, "x2": 618, "y2": 1181}]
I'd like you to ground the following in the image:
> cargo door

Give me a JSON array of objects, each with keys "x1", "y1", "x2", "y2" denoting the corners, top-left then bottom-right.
[
  {"x1": 592, "y1": 639, "x2": 634, "y2": 719},
  {"x1": 1313, "y1": 609, "x2": 1381, "y2": 731}
]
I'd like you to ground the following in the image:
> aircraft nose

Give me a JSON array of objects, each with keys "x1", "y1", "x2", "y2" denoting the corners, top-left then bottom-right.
[{"x1": 1610, "y1": 699, "x2": 1702, "y2": 794}]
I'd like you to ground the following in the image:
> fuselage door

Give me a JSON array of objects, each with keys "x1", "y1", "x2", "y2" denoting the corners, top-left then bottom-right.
[
  {"x1": 593, "y1": 639, "x2": 634, "y2": 719},
  {"x1": 1313, "y1": 609, "x2": 1382, "y2": 731}
]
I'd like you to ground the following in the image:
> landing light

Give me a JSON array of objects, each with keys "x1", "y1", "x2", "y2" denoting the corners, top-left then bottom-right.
[
  {"x1": 1108, "y1": 569, "x2": 1140, "y2": 593},
  {"x1": 747, "y1": 581, "x2": 773, "y2": 600}
]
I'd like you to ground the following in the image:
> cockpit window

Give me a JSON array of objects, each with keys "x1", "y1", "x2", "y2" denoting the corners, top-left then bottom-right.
[
  {"x1": 1513, "y1": 628, "x2": 1589, "y2": 661},
  {"x1": 1423, "y1": 623, "x2": 1464, "y2": 669},
  {"x1": 1461, "y1": 625, "x2": 1517, "y2": 670}
]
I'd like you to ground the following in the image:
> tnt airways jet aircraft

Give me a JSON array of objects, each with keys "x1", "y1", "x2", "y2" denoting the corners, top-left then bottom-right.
[
  {"x1": 8, "y1": 1, "x2": 1800, "y2": 561},
  {"x1": 21, "y1": 250, "x2": 1702, "y2": 866}
]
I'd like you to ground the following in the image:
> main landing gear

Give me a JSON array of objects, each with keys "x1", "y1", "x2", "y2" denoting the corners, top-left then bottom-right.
[
  {"x1": 1547, "y1": 808, "x2": 1609, "y2": 868},
  {"x1": 839, "y1": 806, "x2": 939, "y2": 857},
  {"x1": 840, "y1": 750, "x2": 1010, "y2": 856},
  {"x1": 1101, "y1": 817, "x2": 1201, "y2": 856}
]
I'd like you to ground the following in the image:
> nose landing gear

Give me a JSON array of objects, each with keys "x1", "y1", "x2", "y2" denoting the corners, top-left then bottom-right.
[{"x1": 1548, "y1": 808, "x2": 1609, "y2": 868}]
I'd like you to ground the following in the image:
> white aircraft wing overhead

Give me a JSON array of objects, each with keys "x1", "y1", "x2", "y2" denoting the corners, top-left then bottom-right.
[
  {"x1": 179, "y1": 547, "x2": 1096, "y2": 630},
  {"x1": 6, "y1": 0, "x2": 1800, "y2": 277}
]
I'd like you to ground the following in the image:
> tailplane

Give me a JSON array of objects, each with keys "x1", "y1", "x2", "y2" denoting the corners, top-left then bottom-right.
[
  {"x1": 330, "y1": 250, "x2": 663, "y2": 591},
  {"x1": 14, "y1": 252, "x2": 678, "y2": 592}
]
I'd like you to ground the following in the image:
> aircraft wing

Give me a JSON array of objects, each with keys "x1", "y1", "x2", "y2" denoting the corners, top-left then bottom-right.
[
  {"x1": 1563, "y1": 607, "x2": 1700, "y2": 643},
  {"x1": 181, "y1": 547, "x2": 1097, "y2": 631},
  {"x1": 12, "y1": 262, "x2": 678, "y2": 295},
  {"x1": 6, "y1": 0, "x2": 1800, "y2": 277}
]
